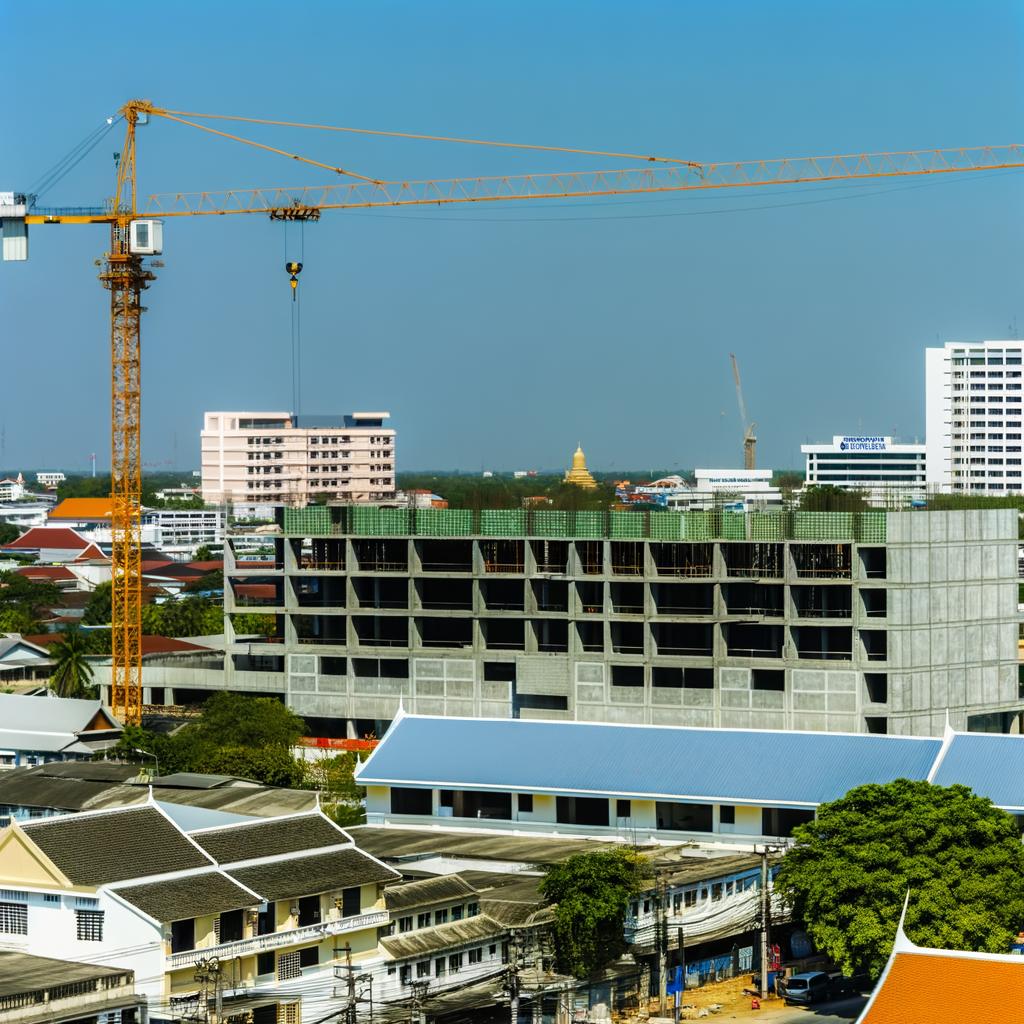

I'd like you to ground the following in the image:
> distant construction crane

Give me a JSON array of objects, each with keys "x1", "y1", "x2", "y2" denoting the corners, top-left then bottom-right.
[
  {"x1": 3, "y1": 101, "x2": 1023, "y2": 723},
  {"x1": 730, "y1": 353, "x2": 757, "y2": 470}
]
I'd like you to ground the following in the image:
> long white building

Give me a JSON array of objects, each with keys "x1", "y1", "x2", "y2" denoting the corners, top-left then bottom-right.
[
  {"x1": 201, "y1": 411, "x2": 395, "y2": 506},
  {"x1": 926, "y1": 340, "x2": 1024, "y2": 494},
  {"x1": 801, "y1": 436, "x2": 926, "y2": 502}
]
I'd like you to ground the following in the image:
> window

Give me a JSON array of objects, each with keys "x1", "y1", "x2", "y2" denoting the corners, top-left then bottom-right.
[
  {"x1": 399, "y1": 916, "x2": 413, "y2": 933},
  {"x1": 417, "y1": 912, "x2": 431, "y2": 929},
  {"x1": 219, "y1": 909, "x2": 244, "y2": 942},
  {"x1": 257, "y1": 902, "x2": 275, "y2": 935},
  {"x1": 257, "y1": 952, "x2": 275, "y2": 976},
  {"x1": 616, "y1": 799, "x2": 632, "y2": 818},
  {"x1": 711, "y1": 883, "x2": 723, "y2": 902},
  {"x1": 299, "y1": 946, "x2": 318, "y2": 969},
  {"x1": 417, "y1": 961, "x2": 430, "y2": 978},
  {"x1": 672, "y1": 893, "x2": 682, "y2": 913},
  {"x1": 76, "y1": 910, "x2": 104, "y2": 941},
  {"x1": 451, "y1": 905, "x2": 464, "y2": 921},
  {"x1": 684, "y1": 890, "x2": 697, "y2": 908},
  {"x1": 449, "y1": 953, "x2": 463, "y2": 974},
  {"x1": 467, "y1": 902, "x2": 479, "y2": 917},
  {"x1": 435, "y1": 908, "x2": 449, "y2": 925},
  {"x1": 435, "y1": 957, "x2": 446, "y2": 978},
  {"x1": 469, "y1": 947, "x2": 482, "y2": 964},
  {"x1": 400, "y1": 965, "x2": 411, "y2": 985},
  {"x1": 340, "y1": 887, "x2": 360, "y2": 918},
  {"x1": 171, "y1": 918, "x2": 195, "y2": 953},
  {"x1": 720, "y1": 805, "x2": 736, "y2": 825},
  {"x1": 43, "y1": 894, "x2": 59, "y2": 904},
  {"x1": 518, "y1": 793, "x2": 533, "y2": 814}
]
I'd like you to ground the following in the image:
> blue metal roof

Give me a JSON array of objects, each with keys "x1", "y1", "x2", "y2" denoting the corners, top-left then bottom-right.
[
  {"x1": 930, "y1": 734, "x2": 1024, "y2": 810},
  {"x1": 357, "y1": 715, "x2": 943, "y2": 807}
]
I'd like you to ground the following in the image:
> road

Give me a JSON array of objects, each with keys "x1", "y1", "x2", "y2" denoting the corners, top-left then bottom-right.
[{"x1": 725, "y1": 995, "x2": 868, "y2": 1022}]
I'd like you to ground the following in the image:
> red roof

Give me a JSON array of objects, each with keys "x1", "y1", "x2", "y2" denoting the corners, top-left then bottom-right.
[
  {"x1": 2, "y1": 527, "x2": 94, "y2": 551},
  {"x1": 235, "y1": 583, "x2": 276, "y2": 599},
  {"x1": 72, "y1": 543, "x2": 107, "y2": 562},
  {"x1": 22, "y1": 633, "x2": 214, "y2": 655},
  {"x1": 185, "y1": 560, "x2": 223, "y2": 572},
  {"x1": 13, "y1": 565, "x2": 77, "y2": 583},
  {"x1": 141, "y1": 559, "x2": 175, "y2": 573}
]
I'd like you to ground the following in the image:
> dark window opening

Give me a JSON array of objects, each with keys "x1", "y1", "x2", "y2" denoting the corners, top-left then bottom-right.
[
  {"x1": 534, "y1": 540, "x2": 570, "y2": 574},
  {"x1": 557, "y1": 796, "x2": 609, "y2": 827},
  {"x1": 859, "y1": 547, "x2": 887, "y2": 579},
  {"x1": 482, "y1": 618, "x2": 526, "y2": 651},
  {"x1": 792, "y1": 625, "x2": 853, "y2": 661},
  {"x1": 724, "y1": 623, "x2": 783, "y2": 658},
  {"x1": 861, "y1": 629, "x2": 888, "y2": 662},
  {"x1": 257, "y1": 951, "x2": 274, "y2": 976},
  {"x1": 722, "y1": 582, "x2": 784, "y2": 617},
  {"x1": 518, "y1": 794, "x2": 534, "y2": 813},
  {"x1": 651, "y1": 543, "x2": 713, "y2": 577},
  {"x1": 652, "y1": 582, "x2": 713, "y2": 615},
  {"x1": 576, "y1": 580, "x2": 604, "y2": 614},
  {"x1": 533, "y1": 578, "x2": 569, "y2": 612},
  {"x1": 652, "y1": 622, "x2": 713, "y2": 656},
  {"x1": 341, "y1": 887, "x2": 360, "y2": 918},
  {"x1": 257, "y1": 903, "x2": 275, "y2": 935},
  {"x1": 532, "y1": 618, "x2": 569, "y2": 653},
  {"x1": 611, "y1": 541, "x2": 644, "y2": 575},
  {"x1": 721, "y1": 543, "x2": 784, "y2": 579},
  {"x1": 444, "y1": 791, "x2": 513, "y2": 820},
  {"x1": 515, "y1": 693, "x2": 569, "y2": 712},
  {"x1": 299, "y1": 946, "x2": 319, "y2": 968},
  {"x1": 484, "y1": 661, "x2": 516, "y2": 681},
  {"x1": 611, "y1": 664, "x2": 644, "y2": 687},
  {"x1": 792, "y1": 544, "x2": 852, "y2": 579},
  {"x1": 719, "y1": 805, "x2": 736, "y2": 825},
  {"x1": 576, "y1": 620, "x2": 604, "y2": 653},
  {"x1": 656, "y1": 802, "x2": 713, "y2": 832},
  {"x1": 865, "y1": 672, "x2": 888, "y2": 704},
  {"x1": 417, "y1": 617, "x2": 472, "y2": 649},
  {"x1": 610, "y1": 621, "x2": 644, "y2": 654},
  {"x1": 791, "y1": 584, "x2": 852, "y2": 619},
  {"x1": 391, "y1": 787, "x2": 432, "y2": 815},
  {"x1": 652, "y1": 666, "x2": 683, "y2": 688},
  {"x1": 417, "y1": 539, "x2": 472, "y2": 573},
  {"x1": 297, "y1": 895, "x2": 321, "y2": 927},
  {"x1": 752, "y1": 669, "x2": 784, "y2": 692},
  {"x1": 616, "y1": 799, "x2": 632, "y2": 818},
  {"x1": 219, "y1": 909, "x2": 244, "y2": 943},
  {"x1": 418, "y1": 578, "x2": 473, "y2": 611},
  {"x1": 861, "y1": 588, "x2": 887, "y2": 618},
  {"x1": 865, "y1": 716, "x2": 888, "y2": 734},
  {"x1": 482, "y1": 579, "x2": 525, "y2": 612},
  {"x1": 761, "y1": 807, "x2": 815, "y2": 837},
  {"x1": 171, "y1": 918, "x2": 195, "y2": 953},
  {"x1": 482, "y1": 539, "x2": 525, "y2": 573},
  {"x1": 685, "y1": 667, "x2": 714, "y2": 689},
  {"x1": 610, "y1": 582, "x2": 644, "y2": 614}
]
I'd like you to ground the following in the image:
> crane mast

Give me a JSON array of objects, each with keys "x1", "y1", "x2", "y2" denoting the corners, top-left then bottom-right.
[
  {"x1": 730, "y1": 353, "x2": 757, "y2": 471},
  {"x1": 4, "y1": 103, "x2": 1023, "y2": 726}
]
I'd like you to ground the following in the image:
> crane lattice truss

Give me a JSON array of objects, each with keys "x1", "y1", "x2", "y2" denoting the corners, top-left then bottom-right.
[{"x1": 7, "y1": 99, "x2": 1024, "y2": 724}]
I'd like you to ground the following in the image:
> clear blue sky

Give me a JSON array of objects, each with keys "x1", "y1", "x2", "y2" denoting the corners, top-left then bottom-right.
[{"x1": 2, "y1": 0, "x2": 1022, "y2": 475}]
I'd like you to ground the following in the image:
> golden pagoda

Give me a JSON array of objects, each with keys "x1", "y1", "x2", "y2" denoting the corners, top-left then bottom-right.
[{"x1": 564, "y1": 444, "x2": 598, "y2": 489}]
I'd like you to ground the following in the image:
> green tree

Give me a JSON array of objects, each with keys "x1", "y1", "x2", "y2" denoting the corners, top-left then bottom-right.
[
  {"x1": 142, "y1": 597, "x2": 222, "y2": 637},
  {"x1": 539, "y1": 849, "x2": 650, "y2": 978},
  {"x1": 48, "y1": 628, "x2": 96, "y2": 698},
  {"x1": 0, "y1": 523, "x2": 19, "y2": 545},
  {"x1": 799, "y1": 485, "x2": 869, "y2": 513},
  {"x1": 190, "y1": 744, "x2": 306, "y2": 787},
  {"x1": 184, "y1": 569, "x2": 223, "y2": 594},
  {"x1": 305, "y1": 753, "x2": 365, "y2": 826},
  {"x1": 774, "y1": 779, "x2": 1024, "y2": 979},
  {"x1": 186, "y1": 692, "x2": 305, "y2": 749},
  {"x1": 82, "y1": 582, "x2": 112, "y2": 625},
  {"x1": 193, "y1": 545, "x2": 215, "y2": 562},
  {"x1": 0, "y1": 571, "x2": 60, "y2": 633}
]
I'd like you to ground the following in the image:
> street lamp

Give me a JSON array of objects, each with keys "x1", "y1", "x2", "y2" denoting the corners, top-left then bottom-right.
[{"x1": 134, "y1": 747, "x2": 160, "y2": 779}]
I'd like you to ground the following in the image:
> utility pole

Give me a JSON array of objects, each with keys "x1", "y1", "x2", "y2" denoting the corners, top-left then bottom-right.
[
  {"x1": 755, "y1": 845, "x2": 784, "y2": 1000},
  {"x1": 409, "y1": 979, "x2": 429, "y2": 1024},
  {"x1": 506, "y1": 931, "x2": 522, "y2": 1024},
  {"x1": 656, "y1": 874, "x2": 668, "y2": 1015},
  {"x1": 675, "y1": 926, "x2": 684, "y2": 1024}
]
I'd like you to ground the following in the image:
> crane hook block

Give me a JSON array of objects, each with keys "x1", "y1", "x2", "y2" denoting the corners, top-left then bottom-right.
[{"x1": 285, "y1": 261, "x2": 303, "y2": 299}]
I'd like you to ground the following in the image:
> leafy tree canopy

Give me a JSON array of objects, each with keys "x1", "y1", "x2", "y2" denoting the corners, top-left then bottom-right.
[
  {"x1": 0, "y1": 570, "x2": 60, "y2": 633},
  {"x1": 49, "y1": 628, "x2": 96, "y2": 699},
  {"x1": 305, "y1": 752, "x2": 365, "y2": 826},
  {"x1": 540, "y1": 849, "x2": 650, "y2": 979},
  {"x1": 774, "y1": 779, "x2": 1024, "y2": 979},
  {"x1": 799, "y1": 485, "x2": 869, "y2": 513},
  {"x1": 0, "y1": 523, "x2": 19, "y2": 545},
  {"x1": 82, "y1": 582, "x2": 112, "y2": 626}
]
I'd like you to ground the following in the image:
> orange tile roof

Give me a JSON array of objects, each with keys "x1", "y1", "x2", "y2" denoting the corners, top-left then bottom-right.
[
  {"x1": 49, "y1": 498, "x2": 114, "y2": 520},
  {"x1": 860, "y1": 949, "x2": 1024, "y2": 1023}
]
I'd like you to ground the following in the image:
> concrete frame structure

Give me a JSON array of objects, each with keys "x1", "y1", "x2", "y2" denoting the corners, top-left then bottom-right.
[
  {"x1": 926, "y1": 339, "x2": 1024, "y2": 494},
  {"x1": 139, "y1": 507, "x2": 1024, "y2": 739},
  {"x1": 802, "y1": 437, "x2": 926, "y2": 503},
  {"x1": 201, "y1": 411, "x2": 395, "y2": 506}
]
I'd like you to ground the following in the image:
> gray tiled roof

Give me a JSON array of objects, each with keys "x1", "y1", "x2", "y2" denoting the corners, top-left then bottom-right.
[
  {"x1": 113, "y1": 871, "x2": 259, "y2": 923},
  {"x1": 380, "y1": 914, "x2": 503, "y2": 960},
  {"x1": 22, "y1": 807, "x2": 212, "y2": 884},
  {"x1": 191, "y1": 813, "x2": 347, "y2": 864},
  {"x1": 385, "y1": 874, "x2": 478, "y2": 913},
  {"x1": 228, "y1": 848, "x2": 399, "y2": 902}
]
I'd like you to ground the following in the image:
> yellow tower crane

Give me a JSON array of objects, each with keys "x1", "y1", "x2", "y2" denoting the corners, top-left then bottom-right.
[
  {"x1": 2, "y1": 99, "x2": 1022, "y2": 724},
  {"x1": 730, "y1": 353, "x2": 757, "y2": 471}
]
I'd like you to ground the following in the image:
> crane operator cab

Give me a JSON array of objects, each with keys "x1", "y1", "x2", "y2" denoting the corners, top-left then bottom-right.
[{"x1": 129, "y1": 219, "x2": 163, "y2": 255}]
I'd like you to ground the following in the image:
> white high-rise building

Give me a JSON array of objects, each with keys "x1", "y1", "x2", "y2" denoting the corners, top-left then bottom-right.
[
  {"x1": 801, "y1": 436, "x2": 926, "y2": 503},
  {"x1": 201, "y1": 411, "x2": 395, "y2": 505},
  {"x1": 926, "y1": 340, "x2": 1024, "y2": 494}
]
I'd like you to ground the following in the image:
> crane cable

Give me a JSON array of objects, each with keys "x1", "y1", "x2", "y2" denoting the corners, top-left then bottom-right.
[
  {"x1": 28, "y1": 115, "x2": 121, "y2": 200},
  {"x1": 154, "y1": 107, "x2": 702, "y2": 168},
  {"x1": 284, "y1": 222, "x2": 305, "y2": 417}
]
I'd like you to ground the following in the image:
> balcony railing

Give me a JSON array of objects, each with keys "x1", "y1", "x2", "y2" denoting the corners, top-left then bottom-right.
[{"x1": 166, "y1": 910, "x2": 388, "y2": 970}]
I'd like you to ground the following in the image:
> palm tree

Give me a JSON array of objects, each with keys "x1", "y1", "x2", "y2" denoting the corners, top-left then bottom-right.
[{"x1": 49, "y1": 629, "x2": 95, "y2": 699}]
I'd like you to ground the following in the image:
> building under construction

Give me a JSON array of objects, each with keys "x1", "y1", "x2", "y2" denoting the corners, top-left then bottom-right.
[{"x1": 100, "y1": 506, "x2": 1023, "y2": 739}]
